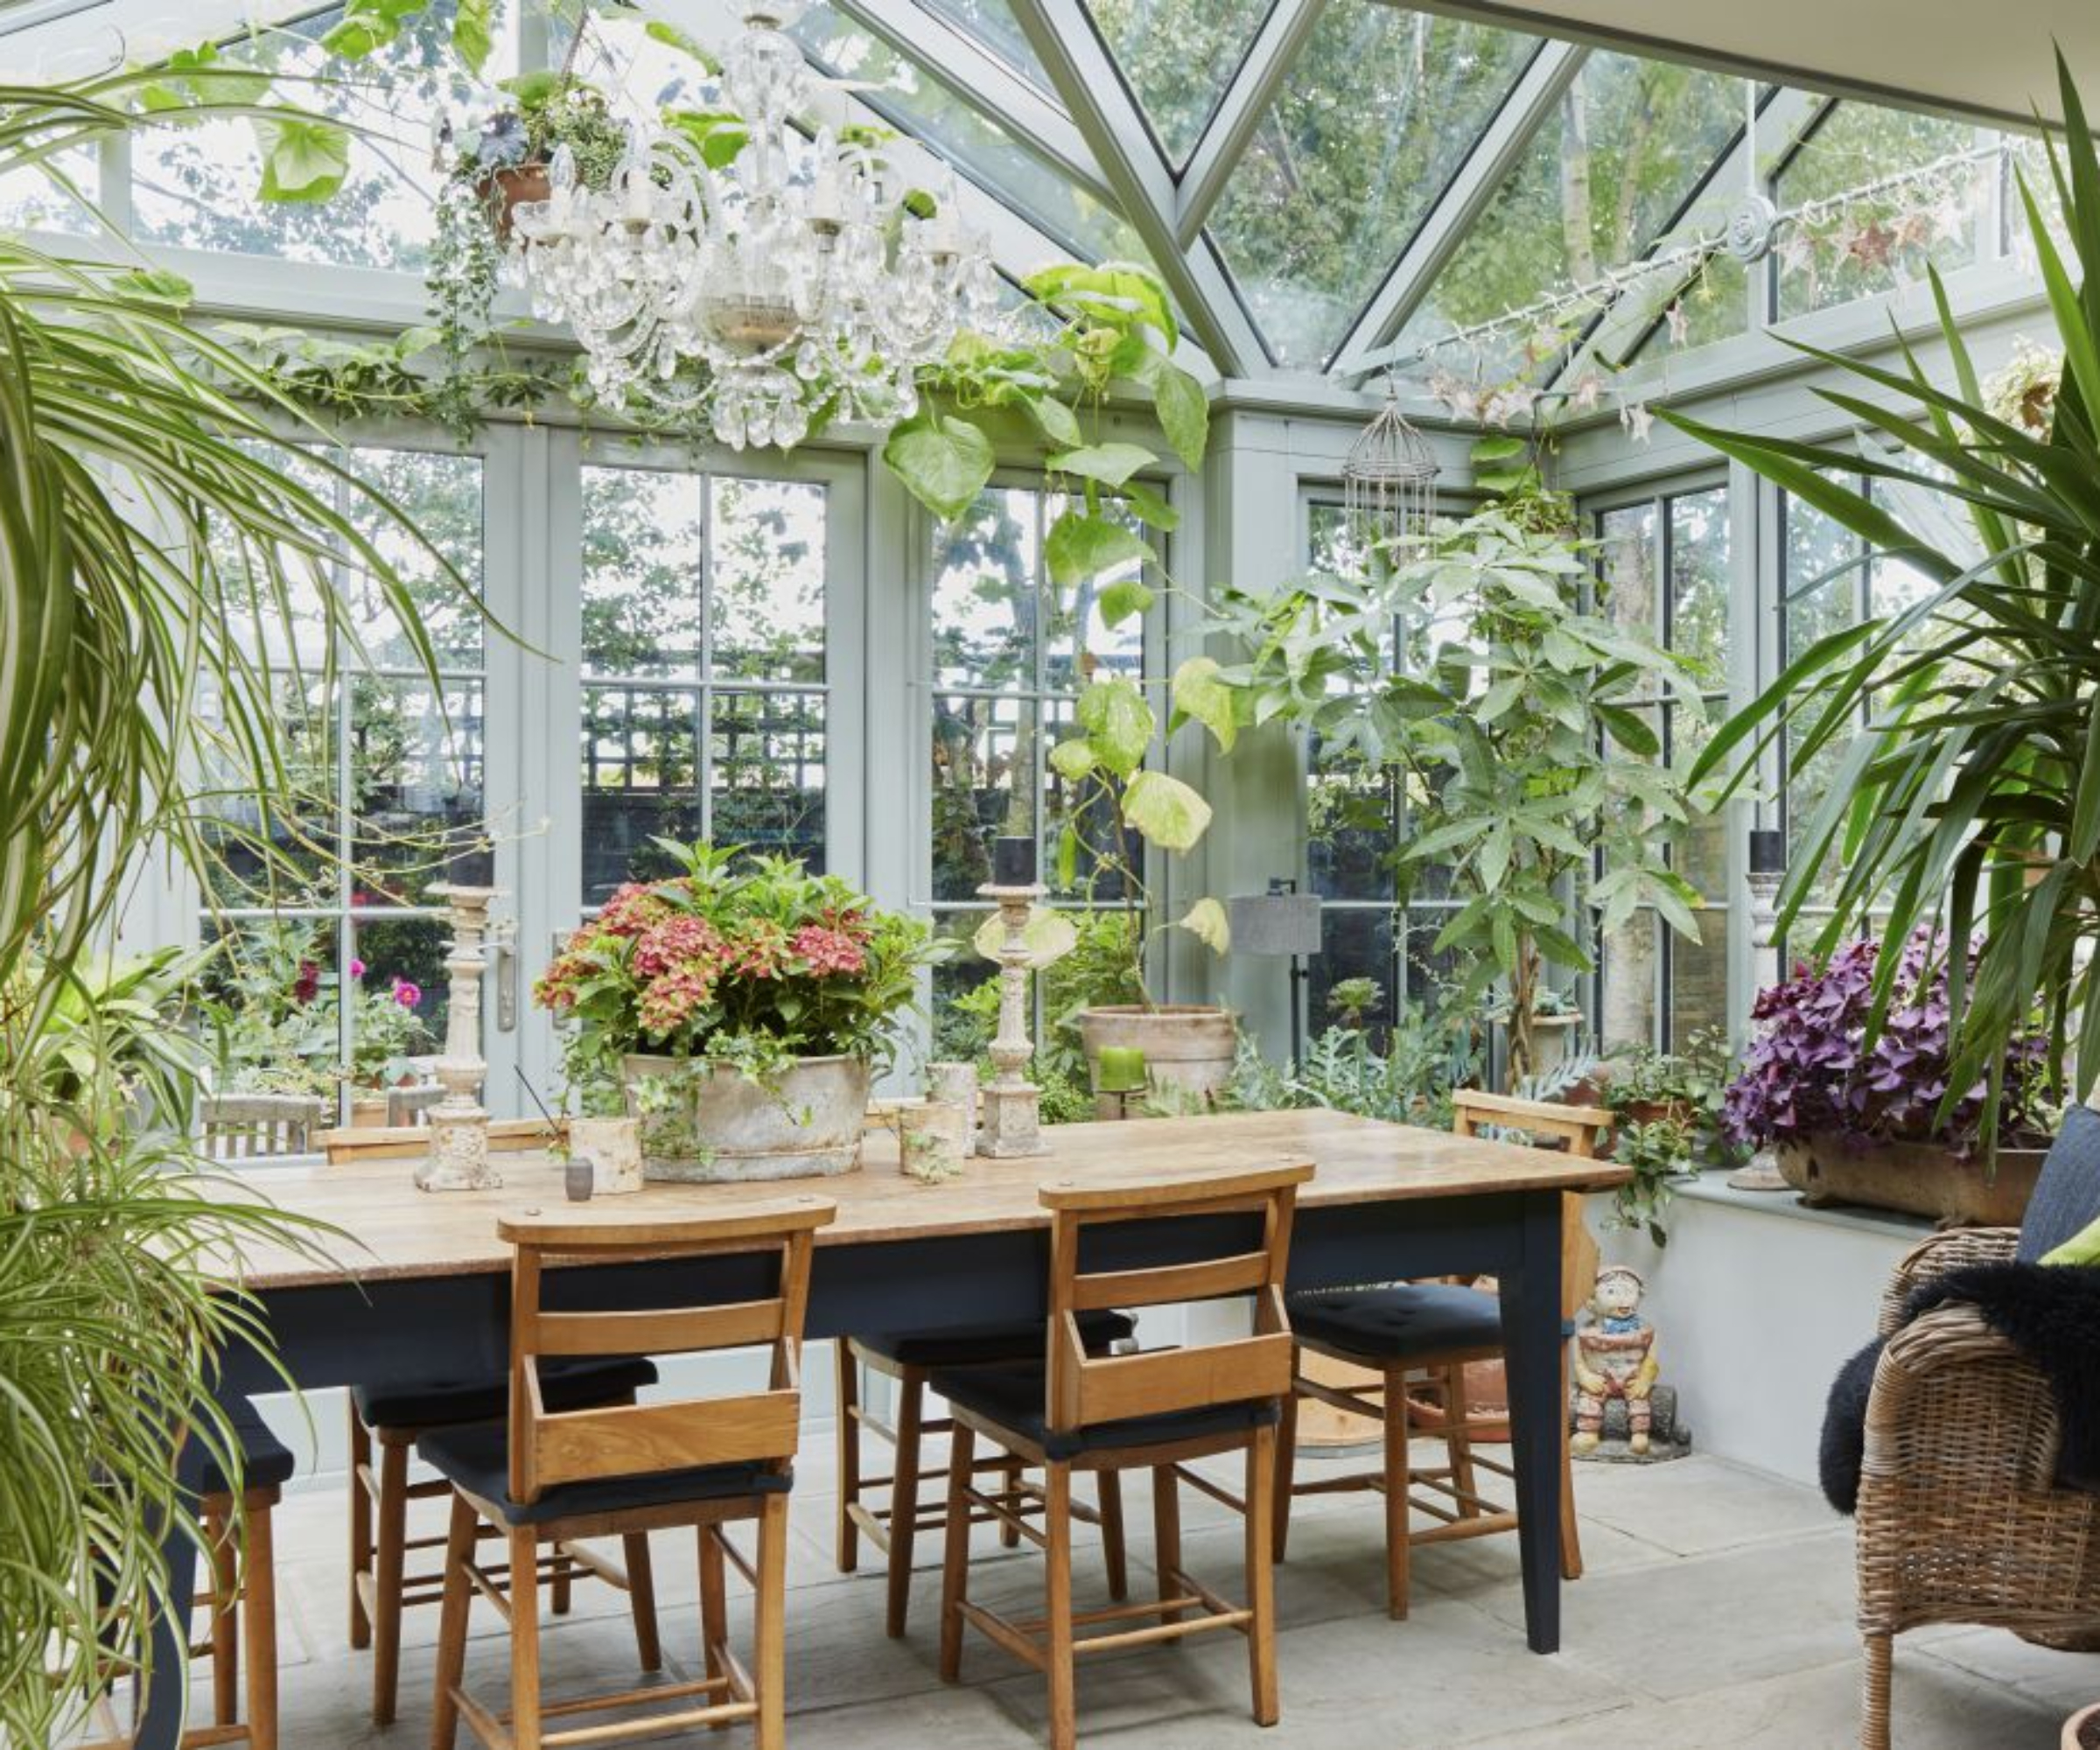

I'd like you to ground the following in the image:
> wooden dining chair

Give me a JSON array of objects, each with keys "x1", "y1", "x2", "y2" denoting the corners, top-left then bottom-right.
[
  {"x1": 86, "y1": 1399, "x2": 293, "y2": 1750},
  {"x1": 1272, "y1": 1088, "x2": 1606, "y2": 1617},
  {"x1": 425, "y1": 1195, "x2": 836, "y2": 1750},
  {"x1": 318, "y1": 1119, "x2": 657, "y2": 1726},
  {"x1": 834, "y1": 1310, "x2": 1136, "y2": 1638},
  {"x1": 934, "y1": 1159, "x2": 1314, "y2": 1750},
  {"x1": 199, "y1": 1093, "x2": 326, "y2": 1161}
]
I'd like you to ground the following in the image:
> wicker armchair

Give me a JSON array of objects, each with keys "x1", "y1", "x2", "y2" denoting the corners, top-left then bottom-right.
[{"x1": 1856, "y1": 1226, "x2": 2100, "y2": 1748}]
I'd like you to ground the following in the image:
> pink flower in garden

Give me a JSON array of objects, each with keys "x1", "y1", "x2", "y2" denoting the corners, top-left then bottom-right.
[
  {"x1": 391, "y1": 979, "x2": 422, "y2": 1010},
  {"x1": 791, "y1": 924, "x2": 866, "y2": 976},
  {"x1": 633, "y1": 915, "x2": 723, "y2": 978},
  {"x1": 349, "y1": 957, "x2": 367, "y2": 980},
  {"x1": 639, "y1": 966, "x2": 716, "y2": 1037},
  {"x1": 725, "y1": 919, "x2": 790, "y2": 980},
  {"x1": 597, "y1": 882, "x2": 676, "y2": 939}
]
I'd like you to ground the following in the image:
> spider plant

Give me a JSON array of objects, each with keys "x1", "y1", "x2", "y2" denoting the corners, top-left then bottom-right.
[
  {"x1": 1666, "y1": 50, "x2": 2100, "y2": 1154},
  {"x1": 0, "y1": 77, "x2": 464, "y2": 1740}
]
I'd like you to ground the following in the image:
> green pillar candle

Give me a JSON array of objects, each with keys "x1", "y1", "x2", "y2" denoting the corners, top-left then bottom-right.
[{"x1": 1096, "y1": 1046, "x2": 1148, "y2": 1094}]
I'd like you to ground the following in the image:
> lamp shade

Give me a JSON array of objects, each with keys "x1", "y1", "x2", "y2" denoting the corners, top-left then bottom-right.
[{"x1": 1228, "y1": 891, "x2": 1323, "y2": 957}]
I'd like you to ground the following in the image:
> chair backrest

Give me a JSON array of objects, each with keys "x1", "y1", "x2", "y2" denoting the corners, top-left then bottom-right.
[
  {"x1": 318, "y1": 1116, "x2": 556, "y2": 1165},
  {"x1": 498, "y1": 1196, "x2": 836, "y2": 1505},
  {"x1": 1451, "y1": 1090, "x2": 1611, "y2": 1319},
  {"x1": 386, "y1": 1082, "x2": 447, "y2": 1128},
  {"x1": 200, "y1": 1093, "x2": 326, "y2": 1159},
  {"x1": 1040, "y1": 1160, "x2": 1313, "y2": 1438}
]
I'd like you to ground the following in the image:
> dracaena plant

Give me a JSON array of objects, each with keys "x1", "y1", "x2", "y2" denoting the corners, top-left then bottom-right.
[
  {"x1": 1667, "y1": 51, "x2": 2100, "y2": 1152},
  {"x1": 1215, "y1": 506, "x2": 1711, "y2": 1079},
  {"x1": 0, "y1": 76, "x2": 465, "y2": 1741}
]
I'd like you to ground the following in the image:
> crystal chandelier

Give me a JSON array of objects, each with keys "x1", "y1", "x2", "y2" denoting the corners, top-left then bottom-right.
[{"x1": 508, "y1": 4, "x2": 1004, "y2": 451}]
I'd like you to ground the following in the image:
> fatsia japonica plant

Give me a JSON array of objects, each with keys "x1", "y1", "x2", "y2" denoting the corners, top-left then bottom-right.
[
  {"x1": 1216, "y1": 505, "x2": 1711, "y2": 1079},
  {"x1": 1666, "y1": 51, "x2": 2100, "y2": 1152}
]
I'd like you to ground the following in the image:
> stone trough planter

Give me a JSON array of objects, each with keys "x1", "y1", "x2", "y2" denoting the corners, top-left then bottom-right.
[
  {"x1": 622, "y1": 1053, "x2": 870, "y2": 1183},
  {"x1": 1075, "y1": 1005, "x2": 1236, "y2": 1118},
  {"x1": 1776, "y1": 1133, "x2": 2048, "y2": 1228}
]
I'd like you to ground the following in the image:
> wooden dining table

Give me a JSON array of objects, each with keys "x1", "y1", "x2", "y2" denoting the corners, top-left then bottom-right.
[{"x1": 139, "y1": 1108, "x2": 1626, "y2": 1748}]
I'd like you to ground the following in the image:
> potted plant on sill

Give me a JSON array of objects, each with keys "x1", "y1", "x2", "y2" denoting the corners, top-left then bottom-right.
[
  {"x1": 1665, "y1": 52, "x2": 2100, "y2": 1152},
  {"x1": 1723, "y1": 932, "x2": 2054, "y2": 1225},
  {"x1": 1038, "y1": 667, "x2": 1240, "y2": 1113},
  {"x1": 536, "y1": 841, "x2": 937, "y2": 1182},
  {"x1": 344, "y1": 962, "x2": 434, "y2": 1127}
]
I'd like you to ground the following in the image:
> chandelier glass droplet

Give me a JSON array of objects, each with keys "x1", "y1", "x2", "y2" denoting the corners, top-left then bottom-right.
[{"x1": 506, "y1": 4, "x2": 1004, "y2": 451}]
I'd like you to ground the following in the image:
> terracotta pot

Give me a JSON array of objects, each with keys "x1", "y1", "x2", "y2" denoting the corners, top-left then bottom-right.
[
  {"x1": 1775, "y1": 1133, "x2": 2048, "y2": 1227},
  {"x1": 1075, "y1": 1005, "x2": 1237, "y2": 1119},
  {"x1": 2061, "y1": 1702, "x2": 2100, "y2": 1750},
  {"x1": 622, "y1": 1053, "x2": 870, "y2": 1182},
  {"x1": 348, "y1": 1094, "x2": 390, "y2": 1130},
  {"x1": 479, "y1": 162, "x2": 550, "y2": 240}
]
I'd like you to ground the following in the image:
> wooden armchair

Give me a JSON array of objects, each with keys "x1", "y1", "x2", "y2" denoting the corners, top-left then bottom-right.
[{"x1": 1856, "y1": 1226, "x2": 2100, "y2": 1749}]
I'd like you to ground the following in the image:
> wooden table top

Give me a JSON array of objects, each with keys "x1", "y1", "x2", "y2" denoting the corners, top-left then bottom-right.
[{"x1": 206, "y1": 1109, "x2": 1629, "y2": 1290}]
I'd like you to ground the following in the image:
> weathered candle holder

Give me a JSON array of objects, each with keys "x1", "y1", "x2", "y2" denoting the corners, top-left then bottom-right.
[
  {"x1": 416, "y1": 882, "x2": 505, "y2": 1193},
  {"x1": 975, "y1": 880, "x2": 1050, "y2": 1158}
]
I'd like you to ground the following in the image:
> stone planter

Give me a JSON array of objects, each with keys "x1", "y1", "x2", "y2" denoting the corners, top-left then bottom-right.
[
  {"x1": 2062, "y1": 1702, "x2": 2100, "y2": 1750},
  {"x1": 1075, "y1": 1005, "x2": 1237, "y2": 1119},
  {"x1": 348, "y1": 1093, "x2": 390, "y2": 1130},
  {"x1": 1776, "y1": 1133, "x2": 2048, "y2": 1227},
  {"x1": 622, "y1": 1053, "x2": 870, "y2": 1183}
]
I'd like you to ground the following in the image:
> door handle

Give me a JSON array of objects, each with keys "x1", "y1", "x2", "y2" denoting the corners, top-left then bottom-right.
[{"x1": 494, "y1": 932, "x2": 519, "y2": 1033}]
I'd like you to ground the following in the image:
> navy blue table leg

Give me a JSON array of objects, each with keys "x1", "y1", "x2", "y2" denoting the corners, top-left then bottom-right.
[
  {"x1": 1498, "y1": 1189, "x2": 1564, "y2": 1655},
  {"x1": 135, "y1": 1513, "x2": 193, "y2": 1750}
]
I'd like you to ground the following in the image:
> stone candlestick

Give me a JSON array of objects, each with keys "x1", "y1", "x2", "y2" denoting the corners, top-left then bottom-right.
[
  {"x1": 975, "y1": 881, "x2": 1049, "y2": 1158},
  {"x1": 416, "y1": 883, "x2": 504, "y2": 1192}
]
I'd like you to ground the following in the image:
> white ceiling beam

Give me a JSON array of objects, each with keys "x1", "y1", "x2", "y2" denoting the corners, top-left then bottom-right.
[
  {"x1": 1330, "y1": 38, "x2": 1589, "y2": 381},
  {"x1": 830, "y1": 0, "x2": 1113, "y2": 208},
  {"x1": 1172, "y1": 0, "x2": 1328, "y2": 248},
  {"x1": 1548, "y1": 86, "x2": 1829, "y2": 389},
  {"x1": 1006, "y1": 0, "x2": 1266, "y2": 377}
]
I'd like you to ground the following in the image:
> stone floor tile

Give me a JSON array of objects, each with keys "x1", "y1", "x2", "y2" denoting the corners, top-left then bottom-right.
[{"x1": 1568, "y1": 1453, "x2": 1841, "y2": 1558}]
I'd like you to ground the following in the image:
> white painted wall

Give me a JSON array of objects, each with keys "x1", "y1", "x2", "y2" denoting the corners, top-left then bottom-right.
[{"x1": 1590, "y1": 1178, "x2": 1924, "y2": 1488}]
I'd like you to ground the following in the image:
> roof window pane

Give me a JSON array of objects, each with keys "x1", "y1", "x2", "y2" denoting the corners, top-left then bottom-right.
[
  {"x1": 918, "y1": 0, "x2": 1058, "y2": 92},
  {"x1": 791, "y1": 3, "x2": 1149, "y2": 268},
  {"x1": 130, "y1": 1, "x2": 516, "y2": 271},
  {"x1": 1208, "y1": 3, "x2": 1539, "y2": 369},
  {"x1": 1393, "y1": 52, "x2": 1746, "y2": 381},
  {"x1": 1083, "y1": 0, "x2": 1275, "y2": 165},
  {"x1": 1773, "y1": 100, "x2": 1991, "y2": 318}
]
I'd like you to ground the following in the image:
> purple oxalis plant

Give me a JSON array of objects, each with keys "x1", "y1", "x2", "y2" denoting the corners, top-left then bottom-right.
[{"x1": 1724, "y1": 932, "x2": 2051, "y2": 1157}]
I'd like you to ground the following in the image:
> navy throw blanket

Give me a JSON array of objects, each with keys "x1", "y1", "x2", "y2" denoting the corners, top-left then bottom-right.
[{"x1": 1820, "y1": 1261, "x2": 2100, "y2": 1515}]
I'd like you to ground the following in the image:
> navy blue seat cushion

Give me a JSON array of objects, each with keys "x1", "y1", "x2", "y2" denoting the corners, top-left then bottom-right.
[
  {"x1": 416, "y1": 1420, "x2": 792, "y2": 1526},
  {"x1": 1290, "y1": 1283, "x2": 1503, "y2": 1362},
  {"x1": 929, "y1": 1359, "x2": 1278, "y2": 1462},
  {"x1": 353, "y1": 1356, "x2": 659, "y2": 1431},
  {"x1": 2018, "y1": 1103, "x2": 2100, "y2": 1264},
  {"x1": 856, "y1": 1309, "x2": 1135, "y2": 1368},
  {"x1": 180, "y1": 1397, "x2": 296, "y2": 1498}
]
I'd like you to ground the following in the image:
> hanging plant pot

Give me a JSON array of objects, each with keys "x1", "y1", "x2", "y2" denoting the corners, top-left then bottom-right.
[
  {"x1": 478, "y1": 162, "x2": 551, "y2": 241},
  {"x1": 1775, "y1": 1134, "x2": 2049, "y2": 1227},
  {"x1": 1075, "y1": 1006, "x2": 1237, "y2": 1118}
]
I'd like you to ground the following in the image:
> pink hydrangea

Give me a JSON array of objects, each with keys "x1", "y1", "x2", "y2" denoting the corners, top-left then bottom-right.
[
  {"x1": 639, "y1": 965, "x2": 716, "y2": 1036},
  {"x1": 597, "y1": 882, "x2": 676, "y2": 939},
  {"x1": 792, "y1": 923, "x2": 866, "y2": 976},
  {"x1": 349, "y1": 956, "x2": 368, "y2": 980},
  {"x1": 391, "y1": 979, "x2": 422, "y2": 1010},
  {"x1": 633, "y1": 915, "x2": 722, "y2": 979},
  {"x1": 725, "y1": 919, "x2": 789, "y2": 980}
]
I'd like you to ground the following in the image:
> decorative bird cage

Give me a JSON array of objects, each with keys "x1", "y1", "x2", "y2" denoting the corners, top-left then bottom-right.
[{"x1": 1342, "y1": 379, "x2": 1440, "y2": 558}]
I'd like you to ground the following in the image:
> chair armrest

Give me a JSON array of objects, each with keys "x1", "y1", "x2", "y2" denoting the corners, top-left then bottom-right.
[
  {"x1": 1861, "y1": 1304, "x2": 2057, "y2": 1496},
  {"x1": 1877, "y1": 1226, "x2": 2020, "y2": 1337},
  {"x1": 1452, "y1": 1089, "x2": 1614, "y2": 1131}
]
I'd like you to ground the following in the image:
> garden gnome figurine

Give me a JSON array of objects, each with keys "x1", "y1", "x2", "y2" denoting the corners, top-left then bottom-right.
[{"x1": 1572, "y1": 1264, "x2": 1661, "y2": 1457}]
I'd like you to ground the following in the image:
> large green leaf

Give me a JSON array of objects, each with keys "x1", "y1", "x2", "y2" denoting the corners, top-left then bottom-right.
[
  {"x1": 1177, "y1": 896, "x2": 1230, "y2": 954},
  {"x1": 452, "y1": 0, "x2": 493, "y2": 72},
  {"x1": 1045, "y1": 510, "x2": 1152, "y2": 586},
  {"x1": 1170, "y1": 656, "x2": 1237, "y2": 752},
  {"x1": 1150, "y1": 361, "x2": 1208, "y2": 471},
  {"x1": 1049, "y1": 441, "x2": 1154, "y2": 488},
  {"x1": 1123, "y1": 770, "x2": 1212, "y2": 851},
  {"x1": 1075, "y1": 677, "x2": 1153, "y2": 777},
  {"x1": 254, "y1": 117, "x2": 351, "y2": 203},
  {"x1": 882, "y1": 412, "x2": 996, "y2": 522}
]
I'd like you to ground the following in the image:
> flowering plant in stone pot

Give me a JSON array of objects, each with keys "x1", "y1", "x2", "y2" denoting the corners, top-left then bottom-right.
[
  {"x1": 1723, "y1": 931, "x2": 2054, "y2": 1223},
  {"x1": 535, "y1": 841, "x2": 938, "y2": 1181}
]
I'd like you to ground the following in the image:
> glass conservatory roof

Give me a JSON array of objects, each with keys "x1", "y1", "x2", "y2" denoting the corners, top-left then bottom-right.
[{"x1": 0, "y1": 0, "x2": 2056, "y2": 392}]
